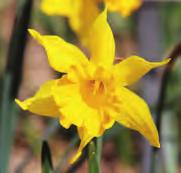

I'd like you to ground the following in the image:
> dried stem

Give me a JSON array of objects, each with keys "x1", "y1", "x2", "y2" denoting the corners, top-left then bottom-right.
[
  {"x1": 151, "y1": 43, "x2": 181, "y2": 173},
  {"x1": 155, "y1": 43, "x2": 181, "y2": 139}
]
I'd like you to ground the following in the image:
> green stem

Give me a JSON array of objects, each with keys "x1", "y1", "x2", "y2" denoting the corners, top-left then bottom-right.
[
  {"x1": 88, "y1": 137, "x2": 102, "y2": 173},
  {"x1": 96, "y1": 137, "x2": 102, "y2": 172}
]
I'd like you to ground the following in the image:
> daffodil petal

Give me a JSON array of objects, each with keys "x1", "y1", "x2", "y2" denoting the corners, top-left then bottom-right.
[
  {"x1": 89, "y1": 8, "x2": 115, "y2": 68},
  {"x1": 53, "y1": 83, "x2": 85, "y2": 128},
  {"x1": 70, "y1": 127, "x2": 93, "y2": 164},
  {"x1": 114, "y1": 87, "x2": 160, "y2": 147},
  {"x1": 68, "y1": 0, "x2": 99, "y2": 44},
  {"x1": 101, "y1": 109, "x2": 115, "y2": 129},
  {"x1": 15, "y1": 80, "x2": 59, "y2": 116},
  {"x1": 53, "y1": 82, "x2": 102, "y2": 135},
  {"x1": 54, "y1": 84, "x2": 86, "y2": 128},
  {"x1": 41, "y1": 0, "x2": 72, "y2": 16},
  {"x1": 113, "y1": 56, "x2": 170, "y2": 86},
  {"x1": 28, "y1": 29, "x2": 89, "y2": 73}
]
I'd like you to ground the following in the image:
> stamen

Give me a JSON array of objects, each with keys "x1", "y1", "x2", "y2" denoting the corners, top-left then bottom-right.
[
  {"x1": 99, "y1": 81, "x2": 105, "y2": 93},
  {"x1": 93, "y1": 81, "x2": 100, "y2": 95},
  {"x1": 90, "y1": 80, "x2": 105, "y2": 95}
]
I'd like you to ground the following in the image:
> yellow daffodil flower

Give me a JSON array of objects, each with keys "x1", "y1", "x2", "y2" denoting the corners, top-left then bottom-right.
[
  {"x1": 105, "y1": 0, "x2": 142, "y2": 17},
  {"x1": 40, "y1": 0, "x2": 142, "y2": 44},
  {"x1": 41, "y1": 0, "x2": 99, "y2": 44},
  {"x1": 16, "y1": 9, "x2": 169, "y2": 164}
]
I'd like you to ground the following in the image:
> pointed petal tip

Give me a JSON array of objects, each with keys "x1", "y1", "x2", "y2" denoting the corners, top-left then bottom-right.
[
  {"x1": 28, "y1": 29, "x2": 43, "y2": 44},
  {"x1": 96, "y1": 5, "x2": 107, "y2": 22},
  {"x1": 153, "y1": 140, "x2": 160, "y2": 148},
  {"x1": 89, "y1": 5, "x2": 115, "y2": 68},
  {"x1": 28, "y1": 28, "x2": 37, "y2": 37},
  {"x1": 69, "y1": 151, "x2": 82, "y2": 164},
  {"x1": 151, "y1": 58, "x2": 170, "y2": 69},
  {"x1": 104, "y1": 4, "x2": 108, "y2": 13},
  {"x1": 157, "y1": 143, "x2": 161, "y2": 148},
  {"x1": 102, "y1": 6, "x2": 108, "y2": 19},
  {"x1": 15, "y1": 99, "x2": 27, "y2": 110},
  {"x1": 59, "y1": 117, "x2": 71, "y2": 129},
  {"x1": 162, "y1": 58, "x2": 171, "y2": 65},
  {"x1": 149, "y1": 124, "x2": 160, "y2": 148},
  {"x1": 150, "y1": 134, "x2": 160, "y2": 148},
  {"x1": 154, "y1": 58, "x2": 171, "y2": 67}
]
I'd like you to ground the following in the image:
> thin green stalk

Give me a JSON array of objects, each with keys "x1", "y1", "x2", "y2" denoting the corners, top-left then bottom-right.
[
  {"x1": 88, "y1": 137, "x2": 102, "y2": 173},
  {"x1": 96, "y1": 137, "x2": 102, "y2": 172}
]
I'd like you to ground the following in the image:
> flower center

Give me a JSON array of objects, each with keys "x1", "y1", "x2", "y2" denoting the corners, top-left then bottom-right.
[
  {"x1": 89, "y1": 80, "x2": 105, "y2": 95},
  {"x1": 80, "y1": 79, "x2": 107, "y2": 108}
]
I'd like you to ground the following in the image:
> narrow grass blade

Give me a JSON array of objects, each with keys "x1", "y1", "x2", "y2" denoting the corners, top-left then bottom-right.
[
  {"x1": 0, "y1": 75, "x2": 18, "y2": 173},
  {"x1": 41, "y1": 141, "x2": 53, "y2": 173}
]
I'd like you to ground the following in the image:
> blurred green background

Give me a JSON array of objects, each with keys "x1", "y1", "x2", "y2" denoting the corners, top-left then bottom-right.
[{"x1": 0, "y1": 0, "x2": 180, "y2": 173}]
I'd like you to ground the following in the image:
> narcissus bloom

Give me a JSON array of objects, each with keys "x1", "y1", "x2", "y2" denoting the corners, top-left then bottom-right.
[
  {"x1": 41, "y1": 0, "x2": 99, "y2": 44},
  {"x1": 16, "y1": 9, "x2": 169, "y2": 163},
  {"x1": 41, "y1": 0, "x2": 142, "y2": 43},
  {"x1": 105, "y1": 0, "x2": 142, "y2": 17}
]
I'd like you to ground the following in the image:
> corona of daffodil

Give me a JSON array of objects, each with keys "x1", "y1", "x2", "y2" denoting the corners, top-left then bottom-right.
[
  {"x1": 16, "y1": 9, "x2": 169, "y2": 164},
  {"x1": 41, "y1": 0, "x2": 142, "y2": 43}
]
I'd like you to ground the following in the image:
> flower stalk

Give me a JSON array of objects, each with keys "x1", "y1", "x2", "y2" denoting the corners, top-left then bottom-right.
[{"x1": 88, "y1": 137, "x2": 102, "y2": 173}]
